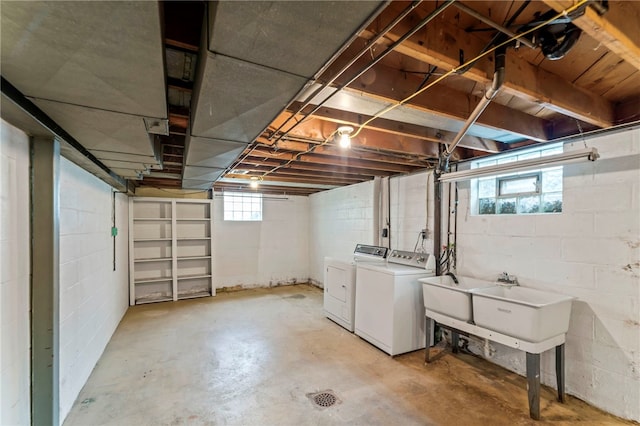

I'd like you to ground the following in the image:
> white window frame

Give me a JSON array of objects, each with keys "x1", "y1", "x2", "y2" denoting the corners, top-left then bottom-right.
[
  {"x1": 223, "y1": 191, "x2": 263, "y2": 221},
  {"x1": 471, "y1": 143, "x2": 564, "y2": 216}
]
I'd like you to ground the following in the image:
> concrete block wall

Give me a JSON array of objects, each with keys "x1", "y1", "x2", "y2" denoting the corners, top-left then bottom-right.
[
  {"x1": 390, "y1": 171, "x2": 435, "y2": 253},
  {"x1": 59, "y1": 157, "x2": 129, "y2": 422},
  {"x1": 0, "y1": 120, "x2": 31, "y2": 425},
  {"x1": 453, "y1": 129, "x2": 640, "y2": 421},
  {"x1": 213, "y1": 195, "x2": 309, "y2": 289},
  {"x1": 308, "y1": 181, "x2": 376, "y2": 285}
]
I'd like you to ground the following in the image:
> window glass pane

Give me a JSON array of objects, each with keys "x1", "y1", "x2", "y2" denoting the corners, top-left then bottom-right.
[
  {"x1": 542, "y1": 168, "x2": 562, "y2": 192},
  {"x1": 223, "y1": 192, "x2": 263, "y2": 221},
  {"x1": 478, "y1": 198, "x2": 496, "y2": 215},
  {"x1": 541, "y1": 146, "x2": 563, "y2": 156},
  {"x1": 499, "y1": 174, "x2": 539, "y2": 195},
  {"x1": 497, "y1": 198, "x2": 517, "y2": 214},
  {"x1": 478, "y1": 178, "x2": 496, "y2": 198},
  {"x1": 542, "y1": 193, "x2": 562, "y2": 213},
  {"x1": 517, "y1": 196, "x2": 540, "y2": 214},
  {"x1": 477, "y1": 159, "x2": 496, "y2": 168},
  {"x1": 471, "y1": 143, "x2": 563, "y2": 216},
  {"x1": 497, "y1": 156, "x2": 516, "y2": 165},
  {"x1": 518, "y1": 151, "x2": 539, "y2": 161}
]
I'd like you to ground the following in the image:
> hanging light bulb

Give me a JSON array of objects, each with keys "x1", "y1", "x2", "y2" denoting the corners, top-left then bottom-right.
[
  {"x1": 337, "y1": 126, "x2": 353, "y2": 149},
  {"x1": 249, "y1": 176, "x2": 260, "y2": 189}
]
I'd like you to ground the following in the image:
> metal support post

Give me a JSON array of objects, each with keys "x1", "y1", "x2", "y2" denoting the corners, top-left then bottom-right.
[
  {"x1": 30, "y1": 136, "x2": 60, "y2": 426},
  {"x1": 526, "y1": 352, "x2": 541, "y2": 420},
  {"x1": 556, "y1": 344, "x2": 566, "y2": 403},
  {"x1": 424, "y1": 316, "x2": 432, "y2": 363}
]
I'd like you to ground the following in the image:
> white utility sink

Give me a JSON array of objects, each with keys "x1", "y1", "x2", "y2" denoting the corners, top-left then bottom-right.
[
  {"x1": 471, "y1": 286, "x2": 574, "y2": 342},
  {"x1": 420, "y1": 275, "x2": 497, "y2": 322}
]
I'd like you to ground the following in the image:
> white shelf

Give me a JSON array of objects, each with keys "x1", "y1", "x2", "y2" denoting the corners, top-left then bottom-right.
[
  {"x1": 136, "y1": 296, "x2": 173, "y2": 304},
  {"x1": 135, "y1": 277, "x2": 173, "y2": 284},
  {"x1": 129, "y1": 197, "x2": 215, "y2": 305},
  {"x1": 177, "y1": 256, "x2": 211, "y2": 261},
  {"x1": 178, "y1": 291, "x2": 212, "y2": 300},
  {"x1": 177, "y1": 274, "x2": 212, "y2": 280},
  {"x1": 134, "y1": 257, "x2": 172, "y2": 263}
]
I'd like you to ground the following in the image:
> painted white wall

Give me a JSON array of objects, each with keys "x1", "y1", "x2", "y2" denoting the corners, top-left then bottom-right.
[
  {"x1": 0, "y1": 120, "x2": 31, "y2": 425},
  {"x1": 453, "y1": 129, "x2": 640, "y2": 421},
  {"x1": 213, "y1": 195, "x2": 309, "y2": 289},
  {"x1": 58, "y1": 157, "x2": 129, "y2": 422},
  {"x1": 308, "y1": 181, "x2": 376, "y2": 285},
  {"x1": 390, "y1": 171, "x2": 434, "y2": 253}
]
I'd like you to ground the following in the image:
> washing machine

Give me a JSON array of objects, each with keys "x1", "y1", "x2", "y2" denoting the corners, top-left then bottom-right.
[
  {"x1": 354, "y1": 250, "x2": 436, "y2": 356},
  {"x1": 323, "y1": 244, "x2": 388, "y2": 332}
]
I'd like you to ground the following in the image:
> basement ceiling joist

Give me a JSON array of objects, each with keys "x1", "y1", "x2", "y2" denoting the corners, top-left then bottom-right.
[{"x1": 2, "y1": 1, "x2": 638, "y2": 195}]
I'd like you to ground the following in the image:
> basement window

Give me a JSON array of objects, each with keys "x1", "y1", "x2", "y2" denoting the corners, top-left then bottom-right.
[
  {"x1": 473, "y1": 143, "x2": 563, "y2": 215},
  {"x1": 223, "y1": 192, "x2": 263, "y2": 221}
]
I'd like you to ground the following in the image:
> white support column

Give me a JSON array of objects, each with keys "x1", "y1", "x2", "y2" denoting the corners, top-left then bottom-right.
[{"x1": 30, "y1": 136, "x2": 60, "y2": 426}]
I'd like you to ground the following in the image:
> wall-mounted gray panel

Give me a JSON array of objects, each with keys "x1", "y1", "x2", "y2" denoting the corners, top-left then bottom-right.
[
  {"x1": 190, "y1": 53, "x2": 308, "y2": 142},
  {"x1": 209, "y1": 1, "x2": 383, "y2": 78},
  {"x1": 1, "y1": 2, "x2": 166, "y2": 118},
  {"x1": 31, "y1": 99, "x2": 158, "y2": 159},
  {"x1": 185, "y1": 135, "x2": 247, "y2": 168}
]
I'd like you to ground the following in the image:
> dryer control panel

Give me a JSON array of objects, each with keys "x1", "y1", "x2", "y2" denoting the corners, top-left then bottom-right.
[{"x1": 388, "y1": 250, "x2": 436, "y2": 272}]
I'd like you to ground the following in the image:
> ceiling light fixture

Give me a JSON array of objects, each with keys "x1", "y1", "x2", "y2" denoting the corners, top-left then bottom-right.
[
  {"x1": 438, "y1": 147, "x2": 599, "y2": 183},
  {"x1": 337, "y1": 126, "x2": 354, "y2": 149},
  {"x1": 249, "y1": 176, "x2": 261, "y2": 189}
]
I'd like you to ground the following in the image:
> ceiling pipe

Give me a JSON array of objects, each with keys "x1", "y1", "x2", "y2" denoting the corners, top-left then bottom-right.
[
  {"x1": 453, "y1": 2, "x2": 535, "y2": 49},
  {"x1": 441, "y1": 47, "x2": 506, "y2": 168}
]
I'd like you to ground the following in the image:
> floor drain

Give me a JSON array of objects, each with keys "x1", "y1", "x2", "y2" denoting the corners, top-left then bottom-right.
[{"x1": 307, "y1": 390, "x2": 340, "y2": 409}]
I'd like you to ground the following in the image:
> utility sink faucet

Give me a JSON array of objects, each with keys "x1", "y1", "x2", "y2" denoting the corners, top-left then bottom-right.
[
  {"x1": 497, "y1": 272, "x2": 519, "y2": 286},
  {"x1": 445, "y1": 271, "x2": 459, "y2": 284}
]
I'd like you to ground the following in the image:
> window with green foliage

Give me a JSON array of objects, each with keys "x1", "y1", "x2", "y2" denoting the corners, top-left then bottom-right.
[
  {"x1": 472, "y1": 144, "x2": 563, "y2": 215},
  {"x1": 223, "y1": 192, "x2": 262, "y2": 221}
]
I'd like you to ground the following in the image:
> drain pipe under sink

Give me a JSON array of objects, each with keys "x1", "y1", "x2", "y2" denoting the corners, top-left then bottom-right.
[{"x1": 442, "y1": 47, "x2": 506, "y2": 167}]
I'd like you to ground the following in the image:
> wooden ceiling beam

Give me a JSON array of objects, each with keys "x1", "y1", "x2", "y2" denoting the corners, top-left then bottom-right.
[
  {"x1": 225, "y1": 173, "x2": 365, "y2": 186},
  {"x1": 253, "y1": 138, "x2": 436, "y2": 165},
  {"x1": 239, "y1": 156, "x2": 394, "y2": 177},
  {"x1": 360, "y1": 4, "x2": 615, "y2": 128},
  {"x1": 236, "y1": 166, "x2": 375, "y2": 182},
  {"x1": 246, "y1": 149, "x2": 423, "y2": 173},
  {"x1": 266, "y1": 113, "x2": 441, "y2": 158},
  {"x1": 213, "y1": 183, "x2": 321, "y2": 196},
  {"x1": 542, "y1": 1, "x2": 640, "y2": 71},
  {"x1": 324, "y1": 59, "x2": 551, "y2": 141},
  {"x1": 290, "y1": 102, "x2": 507, "y2": 154}
]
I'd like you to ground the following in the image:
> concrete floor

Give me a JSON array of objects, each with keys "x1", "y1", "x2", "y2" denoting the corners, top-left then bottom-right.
[{"x1": 64, "y1": 284, "x2": 632, "y2": 426}]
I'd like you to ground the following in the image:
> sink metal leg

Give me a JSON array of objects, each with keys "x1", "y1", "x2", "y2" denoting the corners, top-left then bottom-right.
[
  {"x1": 451, "y1": 331, "x2": 459, "y2": 353},
  {"x1": 556, "y1": 344, "x2": 565, "y2": 403},
  {"x1": 526, "y1": 352, "x2": 541, "y2": 420},
  {"x1": 425, "y1": 316, "x2": 432, "y2": 364}
]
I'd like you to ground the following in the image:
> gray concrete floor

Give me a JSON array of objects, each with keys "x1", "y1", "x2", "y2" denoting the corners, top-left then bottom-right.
[{"x1": 64, "y1": 284, "x2": 631, "y2": 425}]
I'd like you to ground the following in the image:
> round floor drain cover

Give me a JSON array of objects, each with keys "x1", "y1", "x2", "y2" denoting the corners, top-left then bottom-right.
[
  {"x1": 314, "y1": 392, "x2": 336, "y2": 407},
  {"x1": 306, "y1": 390, "x2": 340, "y2": 409}
]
